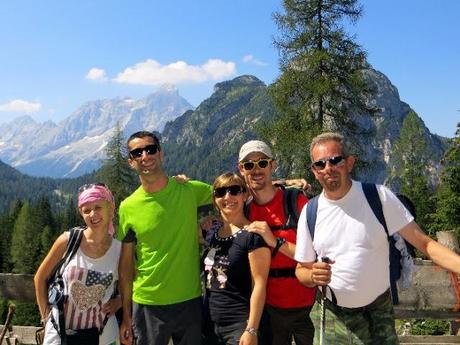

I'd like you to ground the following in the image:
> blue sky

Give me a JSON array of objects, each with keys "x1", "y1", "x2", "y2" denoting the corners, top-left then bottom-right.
[{"x1": 0, "y1": 1, "x2": 458, "y2": 137}]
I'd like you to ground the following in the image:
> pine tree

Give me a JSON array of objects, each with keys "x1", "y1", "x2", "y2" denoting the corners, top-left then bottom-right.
[
  {"x1": 390, "y1": 111, "x2": 435, "y2": 231},
  {"x1": 430, "y1": 123, "x2": 460, "y2": 236},
  {"x1": 0, "y1": 200, "x2": 23, "y2": 272},
  {"x1": 96, "y1": 123, "x2": 137, "y2": 206},
  {"x1": 10, "y1": 202, "x2": 40, "y2": 273},
  {"x1": 39, "y1": 225, "x2": 54, "y2": 262},
  {"x1": 262, "y1": 0, "x2": 376, "y2": 175}
]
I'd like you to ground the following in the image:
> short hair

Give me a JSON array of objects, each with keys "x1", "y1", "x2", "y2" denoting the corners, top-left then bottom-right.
[
  {"x1": 127, "y1": 131, "x2": 161, "y2": 151},
  {"x1": 310, "y1": 132, "x2": 350, "y2": 159},
  {"x1": 212, "y1": 172, "x2": 247, "y2": 211}
]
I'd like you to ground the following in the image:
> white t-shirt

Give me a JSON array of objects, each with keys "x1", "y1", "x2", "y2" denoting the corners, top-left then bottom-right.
[
  {"x1": 295, "y1": 180, "x2": 413, "y2": 308},
  {"x1": 44, "y1": 234, "x2": 121, "y2": 345}
]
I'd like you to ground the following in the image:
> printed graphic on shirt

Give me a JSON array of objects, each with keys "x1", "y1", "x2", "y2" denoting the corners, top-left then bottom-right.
[
  {"x1": 204, "y1": 245, "x2": 229, "y2": 289},
  {"x1": 65, "y1": 266, "x2": 114, "y2": 330}
]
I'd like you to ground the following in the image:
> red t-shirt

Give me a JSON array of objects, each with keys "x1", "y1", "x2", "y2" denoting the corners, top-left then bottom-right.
[{"x1": 248, "y1": 188, "x2": 316, "y2": 308}]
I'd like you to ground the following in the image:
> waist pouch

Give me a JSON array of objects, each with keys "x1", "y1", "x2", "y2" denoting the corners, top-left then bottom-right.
[{"x1": 66, "y1": 327, "x2": 99, "y2": 345}]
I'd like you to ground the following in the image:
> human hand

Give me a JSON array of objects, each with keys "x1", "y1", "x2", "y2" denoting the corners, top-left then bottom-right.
[
  {"x1": 311, "y1": 259, "x2": 334, "y2": 286},
  {"x1": 285, "y1": 178, "x2": 311, "y2": 192},
  {"x1": 245, "y1": 221, "x2": 276, "y2": 248},
  {"x1": 239, "y1": 330, "x2": 257, "y2": 345},
  {"x1": 172, "y1": 174, "x2": 190, "y2": 184},
  {"x1": 119, "y1": 318, "x2": 134, "y2": 345},
  {"x1": 101, "y1": 295, "x2": 121, "y2": 317}
]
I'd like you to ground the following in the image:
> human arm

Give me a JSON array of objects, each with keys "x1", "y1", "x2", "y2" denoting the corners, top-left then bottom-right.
[
  {"x1": 295, "y1": 260, "x2": 333, "y2": 288},
  {"x1": 119, "y1": 242, "x2": 135, "y2": 345},
  {"x1": 400, "y1": 221, "x2": 460, "y2": 274},
  {"x1": 101, "y1": 294, "x2": 122, "y2": 317},
  {"x1": 34, "y1": 233, "x2": 68, "y2": 322},
  {"x1": 245, "y1": 221, "x2": 296, "y2": 259},
  {"x1": 273, "y1": 178, "x2": 311, "y2": 192},
  {"x1": 240, "y1": 246, "x2": 271, "y2": 345}
]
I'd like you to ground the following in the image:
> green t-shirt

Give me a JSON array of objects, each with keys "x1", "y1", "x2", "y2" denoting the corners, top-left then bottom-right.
[{"x1": 118, "y1": 178, "x2": 212, "y2": 305}]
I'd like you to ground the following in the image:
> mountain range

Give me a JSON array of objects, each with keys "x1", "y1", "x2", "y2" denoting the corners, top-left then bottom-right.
[
  {"x1": 0, "y1": 70, "x2": 447, "y2": 186},
  {"x1": 0, "y1": 84, "x2": 192, "y2": 178}
]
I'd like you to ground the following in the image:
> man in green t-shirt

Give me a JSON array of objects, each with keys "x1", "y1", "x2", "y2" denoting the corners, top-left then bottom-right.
[{"x1": 117, "y1": 131, "x2": 212, "y2": 345}]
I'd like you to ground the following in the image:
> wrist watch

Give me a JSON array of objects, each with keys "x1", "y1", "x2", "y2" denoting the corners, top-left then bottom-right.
[{"x1": 271, "y1": 237, "x2": 286, "y2": 257}]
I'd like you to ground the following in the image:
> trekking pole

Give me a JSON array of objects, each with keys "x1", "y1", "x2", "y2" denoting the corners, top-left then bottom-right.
[{"x1": 319, "y1": 257, "x2": 330, "y2": 345}]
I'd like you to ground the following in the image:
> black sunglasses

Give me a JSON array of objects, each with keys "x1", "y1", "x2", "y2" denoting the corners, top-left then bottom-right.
[
  {"x1": 310, "y1": 156, "x2": 345, "y2": 171},
  {"x1": 239, "y1": 158, "x2": 273, "y2": 171},
  {"x1": 213, "y1": 185, "x2": 246, "y2": 198},
  {"x1": 129, "y1": 144, "x2": 159, "y2": 158},
  {"x1": 78, "y1": 182, "x2": 107, "y2": 194}
]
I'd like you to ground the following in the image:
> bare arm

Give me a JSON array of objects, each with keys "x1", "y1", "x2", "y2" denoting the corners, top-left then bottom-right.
[
  {"x1": 296, "y1": 260, "x2": 332, "y2": 288},
  {"x1": 34, "y1": 233, "x2": 68, "y2": 321},
  {"x1": 119, "y1": 242, "x2": 135, "y2": 345},
  {"x1": 240, "y1": 246, "x2": 271, "y2": 345},
  {"x1": 400, "y1": 221, "x2": 460, "y2": 274},
  {"x1": 245, "y1": 221, "x2": 296, "y2": 259}
]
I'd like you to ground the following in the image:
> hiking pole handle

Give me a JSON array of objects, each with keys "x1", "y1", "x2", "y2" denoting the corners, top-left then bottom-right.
[{"x1": 320, "y1": 256, "x2": 330, "y2": 300}]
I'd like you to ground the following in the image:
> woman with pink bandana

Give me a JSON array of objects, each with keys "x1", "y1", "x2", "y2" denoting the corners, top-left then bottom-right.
[{"x1": 34, "y1": 183, "x2": 122, "y2": 345}]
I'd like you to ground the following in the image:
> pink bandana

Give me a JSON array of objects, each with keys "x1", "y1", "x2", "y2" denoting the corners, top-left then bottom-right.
[{"x1": 78, "y1": 185, "x2": 115, "y2": 235}]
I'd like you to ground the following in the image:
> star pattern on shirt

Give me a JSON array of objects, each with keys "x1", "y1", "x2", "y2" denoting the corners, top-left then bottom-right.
[{"x1": 86, "y1": 270, "x2": 113, "y2": 288}]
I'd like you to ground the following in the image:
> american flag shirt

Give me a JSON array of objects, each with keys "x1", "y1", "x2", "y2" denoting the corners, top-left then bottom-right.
[{"x1": 62, "y1": 238, "x2": 121, "y2": 331}]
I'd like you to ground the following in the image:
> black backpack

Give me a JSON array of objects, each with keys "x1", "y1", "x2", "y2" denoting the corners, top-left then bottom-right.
[
  {"x1": 306, "y1": 183, "x2": 415, "y2": 305},
  {"x1": 245, "y1": 186, "x2": 303, "y2": 231}
]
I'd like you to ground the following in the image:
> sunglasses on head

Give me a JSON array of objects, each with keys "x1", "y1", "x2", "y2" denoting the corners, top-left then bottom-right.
[
  {"x1": 213, "y1": 185, "x2": 246, "y2": 198},
  {"x1": 129, "y1": 144, "x2": 159, "y2": 158},
  {"x1": 310, "y1": 155, "x2": 345, "y2": 171},
  {"x1": 78, "y1": 182, "x2": 107, "y2": 194},
  {"x1": 240, "y1": 158, "x2": 273, "y2": 171}
]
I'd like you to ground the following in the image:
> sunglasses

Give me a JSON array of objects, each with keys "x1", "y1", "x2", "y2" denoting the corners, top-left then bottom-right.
[
  {"x1": 240, "y1": 158, "x2": 273, "y2": 171},
  {"x1": 129, "y1": 144, "x2": 159, "y2": 158},
  {"x1": 213, "y1": 185, "x2": 246, "y2": 198},
  {"x1": 78, "y1": 182, "x2": 107, "y2": 194},
  {"x1": 310, "y1": 156, "x2": 345, "y2": 171}
]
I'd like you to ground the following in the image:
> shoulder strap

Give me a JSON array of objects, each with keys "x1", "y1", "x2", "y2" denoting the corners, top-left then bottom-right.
[
  {"x1": 283, "y1": 187, "x2": 302, "y2": 230},
  {"x1": 306, "y1": 195, "x2": 319, "y2": 241},
  {"x1": 58, "y1": 227, "x2": 84, "y2": 275},
  {"x1": 361, "y1": 183, "x2": 390, "y2": 238}
]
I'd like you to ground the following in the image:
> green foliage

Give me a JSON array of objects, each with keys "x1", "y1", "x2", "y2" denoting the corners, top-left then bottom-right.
[
  {"x1": 96, "y1": 123, "x2": 138, "y2": 206},
  {"x1": 265, "y1": 0, "x2": 376, "y2": 175},
  {"x1": 10, "y1": 301, "x2": 41, "y2": 326},
  {"x1": 389, "y1": 111, "x2": 435, "y2": 232},
  {"x1": 409, "y1": 319, "x2": 449, "y2": 336},
  {"x1": 430, "y1": 123, "x2": 460, "y2": 235}
]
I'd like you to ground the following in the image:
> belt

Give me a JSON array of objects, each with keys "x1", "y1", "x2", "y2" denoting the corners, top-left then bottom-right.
[{"x1": 269, "y1": 268, "x2": 296, "y2": 278}]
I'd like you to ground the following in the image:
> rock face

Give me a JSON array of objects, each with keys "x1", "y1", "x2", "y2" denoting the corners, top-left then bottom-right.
[
  {"x1": 0, "y1": 86, "x2": 192, "y2": 177},
  {"x1": 0, "y1": 70, "x2": 447, "y2": 181}
]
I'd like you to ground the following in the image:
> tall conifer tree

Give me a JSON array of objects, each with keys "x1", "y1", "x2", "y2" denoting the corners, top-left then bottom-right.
[
  {"x1": 97, "y1": 123, "x2": 137, "y2": 206},
  {"x1": 430, "y1": 123, "x2": 460, "y2": 236},
  {"x1": 263, "y1": 0, "x2": 375, "y2": 175}
]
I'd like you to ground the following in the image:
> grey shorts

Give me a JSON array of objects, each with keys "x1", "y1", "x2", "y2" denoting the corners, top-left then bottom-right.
[{"x1": 133, "y1": 297, "x2": 202, "y2": 345}]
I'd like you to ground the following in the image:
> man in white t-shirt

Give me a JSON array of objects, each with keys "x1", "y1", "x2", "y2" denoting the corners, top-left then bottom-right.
[{"x1": 295, "y1": 132, "x2": 460, "y2": 344}]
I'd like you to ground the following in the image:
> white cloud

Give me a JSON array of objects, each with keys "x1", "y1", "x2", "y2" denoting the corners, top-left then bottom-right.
[
  {"x1": 0, "y1": 99, "x2": 42, "y2": 113},
  {"x1": 113, "y1": 59, "x2": 237, "y2": 85},
  {"x1": 242, "y1": 54, "x2": 268, "y2": 66},
  {"x1": 85, "y1": 68, "x2": 107, "y2": 81}
]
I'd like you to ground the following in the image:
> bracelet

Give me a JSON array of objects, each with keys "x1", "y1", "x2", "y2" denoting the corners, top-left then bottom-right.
[{"x1": 245, "y1": 327, "x2": 258, "y2": 336}]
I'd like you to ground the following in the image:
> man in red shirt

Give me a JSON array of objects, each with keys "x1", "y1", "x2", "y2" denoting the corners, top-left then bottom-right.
[{"x1": 241, "y1": 140, "x2": 316, "y2": 345}]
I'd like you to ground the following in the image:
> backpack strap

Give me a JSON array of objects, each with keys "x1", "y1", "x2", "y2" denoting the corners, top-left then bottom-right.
[
  {"x1": 306, "y1": 195, "x2": 319, "y2": 242},
  {"x1": 54, "y1": 227, "x2": 84, "y2": 344},
  {"x1": 361, "y1": 183, "x2": 400, "y2": 304},
  {"x1": 282, "y1": 187, "x2": 302, "y2": 231},
  {"x1": 361, "y1": 183, "x2": 390, "y2": 238}
]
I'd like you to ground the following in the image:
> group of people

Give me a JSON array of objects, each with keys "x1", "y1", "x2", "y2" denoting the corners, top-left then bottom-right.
[{"x1": 34, "y1": 130, "x2": 460, "y2": 345}]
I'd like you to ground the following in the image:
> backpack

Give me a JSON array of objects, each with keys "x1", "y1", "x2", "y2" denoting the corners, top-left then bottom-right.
[
  {"x1": 306, "y1": 182, "x2": 415, "y2": 305},
  {"x1": 245, "y1": 186, "x2": 303, "y2": 231}
]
